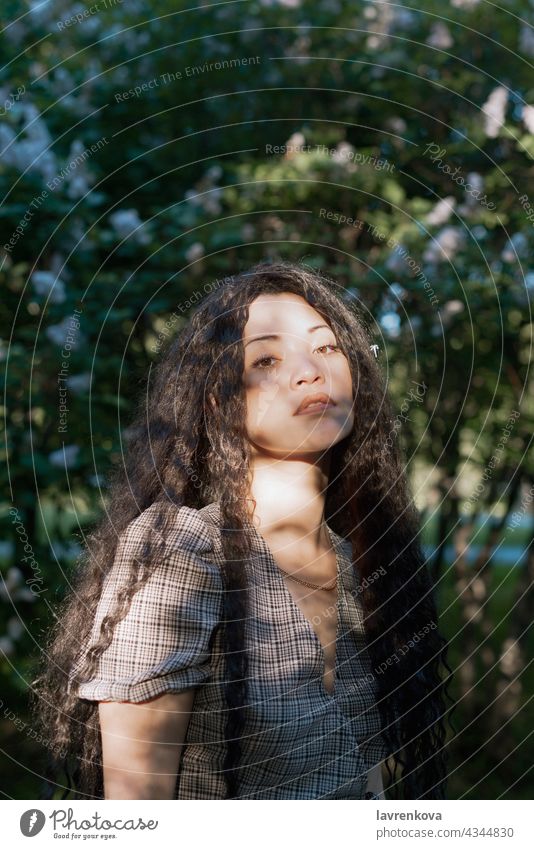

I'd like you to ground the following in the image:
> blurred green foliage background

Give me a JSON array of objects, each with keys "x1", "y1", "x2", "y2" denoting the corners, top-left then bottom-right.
[{"x1": 1, "y1": 0, "x2": 533, "y2": 799}]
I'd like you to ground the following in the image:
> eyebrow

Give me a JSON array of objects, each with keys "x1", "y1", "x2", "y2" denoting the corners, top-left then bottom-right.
[{"x1": 244, "y1": 324, "x2": 332, "y2": 348}]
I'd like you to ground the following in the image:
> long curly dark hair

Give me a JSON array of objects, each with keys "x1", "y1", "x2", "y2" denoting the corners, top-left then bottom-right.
[{"x1": 30, "y1": 259, "x2": 454, "y2": 800}]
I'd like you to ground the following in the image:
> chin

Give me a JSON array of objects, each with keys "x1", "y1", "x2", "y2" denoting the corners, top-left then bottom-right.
[{"x1": 288, "y1": 432, "x2": 348, "y2": 455}]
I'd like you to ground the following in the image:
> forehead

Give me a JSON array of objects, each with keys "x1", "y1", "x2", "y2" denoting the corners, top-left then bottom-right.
[{"x1": 243, "y1": 293, "x2": 329, "y2": 336}]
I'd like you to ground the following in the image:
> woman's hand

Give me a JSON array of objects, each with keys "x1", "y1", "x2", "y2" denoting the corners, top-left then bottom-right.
[{"x1": 98, "y1": 689, "x2": 196, "y2": 799}]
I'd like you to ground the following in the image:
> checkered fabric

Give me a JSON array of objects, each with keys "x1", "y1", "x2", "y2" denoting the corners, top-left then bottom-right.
[{"x1": 69, "y1": 502, "x2": 390, "y2": 799}]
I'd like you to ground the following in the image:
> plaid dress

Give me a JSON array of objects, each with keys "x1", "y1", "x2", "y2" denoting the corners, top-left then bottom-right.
[{"x1": 69, "y1": 502, "x2": 389, "y2": 799}]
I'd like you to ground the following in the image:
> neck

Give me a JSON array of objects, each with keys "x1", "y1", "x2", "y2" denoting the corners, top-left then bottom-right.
[{"x1": 246, "y1": 451, "x2": 332, "y2": 550}]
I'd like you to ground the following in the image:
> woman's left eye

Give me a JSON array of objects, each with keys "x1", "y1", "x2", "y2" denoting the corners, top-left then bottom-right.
[
  {"x1": 251, "y1": 344, "x2": 340, "y2": 369},
  {"x1": 316, "y1": 344, "x2": 341, "y2": 354}
]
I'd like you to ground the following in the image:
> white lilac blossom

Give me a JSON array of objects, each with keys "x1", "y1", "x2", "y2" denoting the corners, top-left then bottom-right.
[
  {"x1": 380, "y1": 311, "x2": 401, "y2": 338},
  {"x1": 47, "y1": 67, "x2": 85, "y2": 104},
  {"x1": 64, "y1": 139, "x2": 93, "y2": 199},
  {"x1": 0, "y1": 123, "x2": 16, "y2": 153},
  {"x1": 31, "y1": 271, "x2": 66, "y2": 304},
  {"x1": 466, "y1": 172, "x2": 484, "y2": 203},
  {"x1": 28, "y1": 0, "x2": 59, "y2": 24},
  {"x1": 392, "y1": 8, "x2": 417, "y2": 28},
  {"x1": 427, "y1": 22, "x2": 453, "y2": 49},
  {"x1": 0, "y1": 637, "x2": 14, "y2": 657},
  {"x1": 519, "y1": 23, "x2": 534, "y2": 57},
  {"x1": 109, "y1": 208, "x2": 151, "y2": 245},
  {"x1": 291, "y1": 34, "x2": 312, "y2": 61},
  {"x1": 49, "y1": 252, "x2": 69, "y2": 280},
  {"x1": 425, "y1": 196, "x2": 456, "y2": 227},
  {"x1": 3, "y1": 18, "x2": 26, "y2": 45},
  {"x1": 387, "y1": 116, "x2": 407, "y2": 134},
  {"x1": 441, "y1": 300, "x2": 465, "y2": 322},
  {"x1": 45, "y1": 315, "x2": 85, "y2": 348},
  {"x1": 259, "y1": 0, "x2": 302, "y2": 6},
  {"x1": 48, "y1": 445, "x2": 80, "y2": 468},
  {"x1": 106, "y1": 26, "x2": 151, "y2": 51},
  {"x1": 471, "y1": 225, "x2": 487, "y2": 241},
  {"x1": 332, "y1": 142, "x2": 355, "y2": 163},
  {"x1": 285, "y1": 131, "x2": 306, "y2": 150},
  {"x1": 205, "y1": 165, "x2": 223, "y2": 182},
  {"x1": 501, "y1": 233, "x2": 528, "y2": 263},
  {"x1": 67, "y1": 173, "x2": 90, "y2": 199},
  {"x1": 49, "y1": 541, "x2": 83, "y2": 562},
  {"x1": 366, "y1": 35, "x2": 385, "y2": 50},
  {"x1": 342, "y1": 287, "x2": 360, "y2": 302},
  {"x1": 184, "y1": 186, "x2": 222, "y2": 215},
  {"x1": 184, "y1": 189, "x2": 204, "y2": 207},
  {"x1": 66, "y1": 373, "x2": 93, "y2": 393},
  {"x1": 389, "y1": 283, "x2": 406, "y2": 300},
  {"x1": 0, "y1": 567, "x2": 37, "y2": 603},
  {"x1": 365, "y1": 1, "x2": 416, "y2": 49},
  {"x1": 185, "y1": 242, "x2": 205, "y2": 262},
  {"x1": 423, "y1": 226, "x2": 465, "y2": 263},
  {"x1": 481, "y1": 86, "x2": 508, "y2": 138},
  {"x1": 1, "y1": 101, "x2": 58, "y2": 181},
  {"x1": 88, "y1": 473, "x2": 106, "y2": 488},
  {"x1": 62, "y1": 7, "x2": 102, "y2": 36},
  {"x1": 57, "y1": 217, "x2": 94, "y2": 252},
  {"x1": 7, "y1": 617, "x2": 24, "y2": 640},
  {"x1": 0, "y1": 541, "x2": 14, "y2": 561},
  {"x1": 1, "y1": 566, "x2": 23, "y2": 592},
  {"x1": 521, "y1": 105, "x2": 534, "y2": 134},
  {"x1": 385, "y1": 246, "x2": 411, "y2": 274},
  {"x1": 201, "y1": 188, "x2": 222, "y2": 215},
  {"x1": 439, "y1": 301, "x2": 465, "y2": 330}
]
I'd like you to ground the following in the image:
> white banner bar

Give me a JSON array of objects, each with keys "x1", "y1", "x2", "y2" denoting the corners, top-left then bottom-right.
[{"x1": 2, "y1": 799, "x2": 530, "y2": 848}]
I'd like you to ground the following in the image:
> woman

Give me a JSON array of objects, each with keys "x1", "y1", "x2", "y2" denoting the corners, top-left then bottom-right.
[{"x1": 31, "y1": 260, "x2": 452, "y2": 800}]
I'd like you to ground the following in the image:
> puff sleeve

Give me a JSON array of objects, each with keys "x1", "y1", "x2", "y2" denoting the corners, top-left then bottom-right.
[{"x1": 68, "y1": 504, "x2": 223, "y2": 703}]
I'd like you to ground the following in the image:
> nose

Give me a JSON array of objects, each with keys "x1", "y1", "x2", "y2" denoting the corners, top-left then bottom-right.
[{"x1": 291, "y1": 352, "x2": 325, "y2": 387}]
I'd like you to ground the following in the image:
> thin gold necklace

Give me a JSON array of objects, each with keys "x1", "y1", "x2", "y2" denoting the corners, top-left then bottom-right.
[
  {"x1": 250, "y1": 513, "x2": 338, "y2": 591},
  {"x1": 281, "y1": 570, "x2": 338, "y2": 591}
]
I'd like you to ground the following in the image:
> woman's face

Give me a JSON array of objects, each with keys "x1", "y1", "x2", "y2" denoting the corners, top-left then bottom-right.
[{"x1": 242, "y1": 292, "x2": 355, "y2": 458}]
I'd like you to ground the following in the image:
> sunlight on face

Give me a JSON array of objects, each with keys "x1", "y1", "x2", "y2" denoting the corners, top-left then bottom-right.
[{"x1": 242, "y1": 293, "x2": 355, "y2": 458}]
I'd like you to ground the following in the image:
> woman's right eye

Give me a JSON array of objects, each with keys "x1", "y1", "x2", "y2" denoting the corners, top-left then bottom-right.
[{"x1": 252, "y1": 355, "x2": 277, "y2": 369}]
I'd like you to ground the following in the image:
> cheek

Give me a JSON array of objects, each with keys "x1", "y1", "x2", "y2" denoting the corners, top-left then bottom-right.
[
  {"x1": 251, "y1": 379, "x2": 281, "y2": 414},
  {"x1": 245, "y1": 375, "x2": 284, "y2": 434},
  {"x1": 245, "y1": 371, "x2": 280, "y2": 401},
  {"x1": 256, "y1": 376, "x2": 281, "y2": 404},
  {"x1": 340, "y1": 361, "x2": 354, "y2": 398}
]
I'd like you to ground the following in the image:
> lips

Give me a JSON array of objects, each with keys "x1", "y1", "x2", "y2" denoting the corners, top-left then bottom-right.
[{"x1": 295, "y1": 392, "x2": 336, "y2": 415}]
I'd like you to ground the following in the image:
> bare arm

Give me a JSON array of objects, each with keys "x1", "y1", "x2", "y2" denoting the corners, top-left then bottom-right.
[{"x1": 98, "y1": 689, "x2": 196, "y2": 799}]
